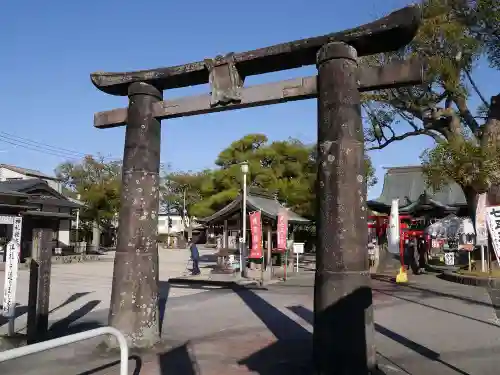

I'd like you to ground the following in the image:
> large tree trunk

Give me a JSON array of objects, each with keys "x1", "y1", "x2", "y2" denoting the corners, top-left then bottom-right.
[
  {"x1": 487, "y1": 88, "x2": 500, "y2": 193},
  {"x1": 481, "y1": 95, "x2": 500, "y2": 150},
  {"x1": 483, "y1": 95, "x2": 500, "y2": 269},
  {"x1": 462, "y1": 185, "x2": 479, "y2": 224}
]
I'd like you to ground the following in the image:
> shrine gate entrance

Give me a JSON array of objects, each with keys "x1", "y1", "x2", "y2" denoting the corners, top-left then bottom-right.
[{"x1": 91, "y1": 5, "x2": 424, "y2": 373}]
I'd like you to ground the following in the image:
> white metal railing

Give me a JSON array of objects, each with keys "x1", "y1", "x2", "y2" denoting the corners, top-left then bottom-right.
[{"x1": 0, "y1": 327, "x2": 128, "y2": 375}]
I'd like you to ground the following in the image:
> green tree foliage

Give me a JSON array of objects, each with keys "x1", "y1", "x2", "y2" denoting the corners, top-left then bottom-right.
[
  {"x1": 463, "y1": 0, "x2": 500, "y2": 69},
  {"x1": 363, "y1": 0, "x2": 500, "y2": 215},
  {"x1": 161, "y1": 134, "x2": 377, "y2": 220},
  {"x1": 55, "y1": 155, "x2": 122, "y2": 228}
]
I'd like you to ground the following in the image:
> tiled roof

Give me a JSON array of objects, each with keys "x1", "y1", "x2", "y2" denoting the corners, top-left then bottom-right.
[
  {"x1": 197, "y1": 192, "x2": 310, "y2": 224},
  {"x1": 0, "y1": 178, "x2": 46, "y2": 192},
  {"x1": 368, "y1": 166, "x2": 467, "y2": 209},
  {"x1": 0, "y1": 179, "x2": 80, "y2": 208},
  {"x1": 0, "y1": 164, "x2": 60, "y2": 181}
]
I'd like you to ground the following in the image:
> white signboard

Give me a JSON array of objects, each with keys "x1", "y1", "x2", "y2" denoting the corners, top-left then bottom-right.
[
  {"x1": 475, "y1": 193, "x2": 488, "y2": 246},
  {"x1": 387, "y1": 199, "x2": 400, "y2": 254},
  {"x1": 2, "y1": 216, "x2": 23, "y2": 318},
  {"x1": 486, "y1": 206, "x2": 500, "y2": 262},
  {"x1": 293, "y1": 242, "x2": 305, "y2": 254},
  {"x1": 444, "y1": 252, "x2": 455, "y2": 266},
  {"x1": 0, "y1": 215, "x2": 14, "y2": 225}
]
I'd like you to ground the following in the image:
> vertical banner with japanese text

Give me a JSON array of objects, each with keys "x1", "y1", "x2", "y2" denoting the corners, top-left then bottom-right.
[
  {"x1": 249, "y1": 211, "x2": 263, "y2": 259},
  {"x1": 2, "y1": 216, "x2": 23, "y2": 317},
  {"x1": 476, "y1": 193, "x2": 488, "y2": 246},
  {"x1": 486, "y1": 206, "x2": 500, "y2": 261},
  {"x1": 277, "y1": 211, "x2": 288, "y2": 251}
]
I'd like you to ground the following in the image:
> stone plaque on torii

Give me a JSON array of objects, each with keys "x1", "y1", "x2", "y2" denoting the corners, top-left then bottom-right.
[{"x1": 91, "y1": 6, "x2": 424, "y2": 373}]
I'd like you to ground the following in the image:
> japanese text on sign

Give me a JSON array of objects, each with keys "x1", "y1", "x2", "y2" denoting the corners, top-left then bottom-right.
[
  {"x1": 249, "y1": 211, "x2": 263, "y2": 259},
  {"x1": 277, "y1": 212, "x2": 288, "y2": 250},
  {"x1": 486, "y1": 206, "x2": 500, "y2": 261},
  {"x1": 476, "y1": 193, "x2": 488, "y2": 246},
  {"x1": 2, "y1": 216, "x2": 23, "y2": 318}
]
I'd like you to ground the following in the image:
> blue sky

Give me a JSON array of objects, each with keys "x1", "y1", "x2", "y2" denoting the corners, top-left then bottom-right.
[{"x1": 0, "y1": 0, "x2": 498, "y2": 199}]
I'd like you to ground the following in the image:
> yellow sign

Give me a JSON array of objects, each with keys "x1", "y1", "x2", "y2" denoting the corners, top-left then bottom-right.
[{"x1": 396, "y1": 267, "x2": 408, "y2": 283}]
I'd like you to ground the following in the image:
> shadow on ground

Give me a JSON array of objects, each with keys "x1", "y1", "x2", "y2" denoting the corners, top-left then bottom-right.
[
  {"x1": 48, "y1": 300, "x2": 103, "y2": 339},
  {"x1": 372, "y1": 274, "x2": 497, "y2": 309},
  {"x1": 14, "y1": 275, "x2": 488, "y2": 374},
  {"x1": 158, "y1": 343, "x2": 199, "y2": 375},
  {"x1": 77, "y1": 355, "x2": 143, "y2": 375},
  {"x1": 233, "y1": 286, "x2": 312, "y2": 375},
  {"x1": 48, "y1": 282, "x2": 173, "y2": 339},
  {"x1": 288, "y1": 304, "x2": 471, "y2": 375},
  {"x1": 0, "y1": 292, "x2": 91, "y2": 329}
]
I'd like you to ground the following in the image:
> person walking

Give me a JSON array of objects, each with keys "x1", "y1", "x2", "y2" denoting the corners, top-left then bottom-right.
[{"x1": 189, "y1": 239, "x2": 201, "y2": 275}]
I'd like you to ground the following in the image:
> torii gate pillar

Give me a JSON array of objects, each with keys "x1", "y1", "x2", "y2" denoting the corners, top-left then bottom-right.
[
  {"x1": 315, "y1": 42, "x2": 375, "y2": 373},
  {"x1": 108, "y1": 82, "x2": 163, "y2": 347}
]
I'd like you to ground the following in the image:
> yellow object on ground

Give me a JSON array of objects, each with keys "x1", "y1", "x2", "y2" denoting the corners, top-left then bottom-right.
[{"x1": 396, "y1": 267, "x2": 408, "y2": 283}]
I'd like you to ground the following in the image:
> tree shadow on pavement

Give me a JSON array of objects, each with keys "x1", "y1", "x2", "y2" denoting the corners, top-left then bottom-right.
[
  {"x1": 0, "y1": 292, "x2": 91, "y2": 328},
  {"x1": 76, "y1": 355, "x2": 143, "y2": 375},
  {"x1": 232, "y1": 286, "x2": 313, "y2": 375},
  {"x1": 375, "y1": 287, "x2": 500, "y2": 328},
  {"x1": 235, "y1": 286, "x2": 388, "y2": 374},
  {"x1": 373, "y1": 275, "x2": 497, "y2": 309},
  {"x1": 48, "y1": 300, "x2": 102, "y2": 339},
  {"x1": 158, "y1": 281, "x2": 171, "y2": 335},
  {"x1": 288, "y1": 287, "x2": 374, "y2": 375},
  {"x1": 158, "y1": 342, "x2": 199, "y2": 375},
  {"x1": 288, "y1": 304, "x2": 471, "y2": 375},
  {"x1": 0, "y1": 303, "x2": 28, "y2": 327}
]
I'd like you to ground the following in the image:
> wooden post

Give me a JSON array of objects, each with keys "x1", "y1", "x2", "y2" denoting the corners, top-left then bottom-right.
[
  {"x1": 223, "y1": 220, "x2": 229, "y2": 248},
  {"x1": 27, "y1": 229, "x2": 52, "y2": 344},
  {"x1": 108, "y1": 82, "x2": 162, "y2": 348},
  {"x1": 314, "y1": 42, "x2": 375, "y2": 374},
  {"x1": 267, "y1": 224, "x2": 272, "y2": 279}
]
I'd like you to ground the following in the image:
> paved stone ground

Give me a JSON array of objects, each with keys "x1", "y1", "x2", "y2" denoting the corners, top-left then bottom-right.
[
  {"x1": 0, "y1": 247, "x2": 215, "y2": 336},
  {"x1": 2, "y1": 253, "x2": 500, "y2": 374}
]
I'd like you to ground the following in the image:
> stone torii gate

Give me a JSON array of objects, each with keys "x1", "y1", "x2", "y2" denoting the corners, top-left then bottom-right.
[{"x1": 91, "y1": 5, "x2": 423, "y2": 373}]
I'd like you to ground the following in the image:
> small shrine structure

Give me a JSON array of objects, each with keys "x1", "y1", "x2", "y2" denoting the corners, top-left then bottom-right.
[{"x1": 197, "y1": 190, "x2": 310, "y2": 251}]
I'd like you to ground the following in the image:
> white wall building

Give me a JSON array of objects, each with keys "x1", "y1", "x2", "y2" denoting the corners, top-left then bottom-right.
[{"x1": 158, "y1": 214, "x2": 188, "y2": 235}]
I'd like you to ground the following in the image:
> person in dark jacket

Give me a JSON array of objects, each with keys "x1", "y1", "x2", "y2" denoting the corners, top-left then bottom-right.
[{"x1": 189, "y1": 240, "x2": 201, "y2": 275}]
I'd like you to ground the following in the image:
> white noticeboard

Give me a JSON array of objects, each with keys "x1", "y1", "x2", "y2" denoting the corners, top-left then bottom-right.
[
  {"x1": 475, "y1": 193, "x2": 488, "y2": 246},
  {"x1": 2, "y1": 216, "x2": 23, "y2": 321},
  {"x1": 0, "y1": 215, "x2": 14, "y2": 225},
  {"x1": 486, "y1": 206, "x2": 500, "y2": 264},
  {"x1": 444, "y1": 252, "x2": 455, "y2": 266},
  {"x1": 293, "y1": 243, "x2": 304, "y2": 254},
  {"x1": 387, "y1": 199, "x2": 400, "y2": 254}
]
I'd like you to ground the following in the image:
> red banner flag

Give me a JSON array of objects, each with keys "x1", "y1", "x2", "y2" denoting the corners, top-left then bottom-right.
[
  {"x1": 249, "y1": 211, "x2": 263, "y2": 259},
  {"x1": 277, "y1": 211, "x2": 288, "y2": 250}
]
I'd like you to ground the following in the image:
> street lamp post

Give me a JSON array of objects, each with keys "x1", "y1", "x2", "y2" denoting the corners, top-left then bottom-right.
[{"x1": 240, "y1": 161, "x2": 249, "y2": 278}]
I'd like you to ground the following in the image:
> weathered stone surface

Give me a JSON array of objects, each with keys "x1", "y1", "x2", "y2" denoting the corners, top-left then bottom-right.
[
  {"x1": 107, "y1": 82, "x2": 163, "y2": 348},
  {"x1": 314, "y1": 42, "x2": 375, "y2": 374}
]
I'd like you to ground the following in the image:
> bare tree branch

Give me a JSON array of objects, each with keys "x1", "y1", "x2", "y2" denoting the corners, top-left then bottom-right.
[
  {"x1": 465, "y1": 69, "x2": 489, "y2": 107},
  {"x1": 366, "y1": 129, "x2": 435, "y2": 150}
]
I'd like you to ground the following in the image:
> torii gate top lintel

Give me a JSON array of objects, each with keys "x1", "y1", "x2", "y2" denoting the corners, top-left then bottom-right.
[{"x1": 90, "y1": 5, "x2": 421, "y2": 97}]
